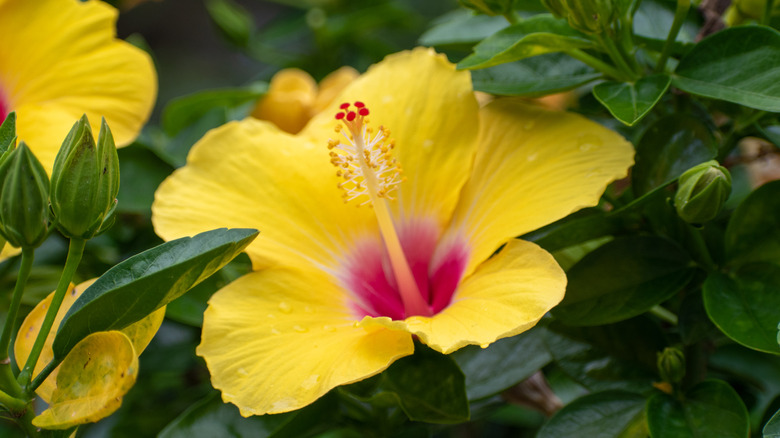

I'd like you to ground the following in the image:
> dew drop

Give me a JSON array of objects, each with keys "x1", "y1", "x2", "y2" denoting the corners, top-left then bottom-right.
[
  {"x1": 303, "y1": 306, "x2": 313, "y2": 313},
  {"x1": 526, "y1": 152, "x2": 538, "y2": 162},
  {"x1": 323, "y1": 325, "x2": 336, "y2": 332},
  {"x1": 270, "y1": 327, "x2": 281, "y2": 335},
  {"x1": 577, "y1": 134, "x2": 603, "y2": 152},
  {"x1": 293, "y1": 325, "x2": 308, "y2": 333},
  {"x1": 422, "y1": 139, "x2": 434, "y2": 149},
  {"x1": 238, "y1": 368, "x2": 249, "y2": 376},
  {"x1": 302, "y1": 374, "x2": 320, "y2": 389},
  {"x1": 278, "y1": 302, "x2": 292, "y2": 313}
]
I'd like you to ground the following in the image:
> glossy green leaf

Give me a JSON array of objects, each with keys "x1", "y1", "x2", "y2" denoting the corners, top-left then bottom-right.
[
  {"x1": 471, "y1": 52, "x2": 600, "y2": 96},
  {"x1": 452, "y1": 327, "x2": 551, "y2": 401},
  {"x1": 159, "y1": 391, "x2": 338, "y2": 438},
  {"x1": 703, "y1": 265, "x2": 780, "y2": 355},
  {"x1": 631, "y1": 114, "x2": 717, "y2": 195},
  {"x1": 765, "y1": 408, "x2": 780, "y2": 438},
  {"x1": 673, "y1": 26, "x2": 780, "y2": 112},
  {"x1": 725, "y1": 180, "x2": 780, "y2": 267},
  {"x1": 382, "y1": 345, "x2": 469, "y2": 424},
  {"x1": 419, "y1": 9, "x2": 508, "y2": 47},
  {"x1": 542, "y1": 319, "x2": 662, "y2": 393},
  {"x1": 552, "y1": 236, "x2": 695, "y2": 326},
  {"x1": 458, "y1": 15, "x2": 594, "y2": 70},
  {"x1": 0, "y1": 111, "x2": 16, "y2": 154},
  {"x1": 52, "y1": 228, "x2": 258, "y2": 360},
  {"x1": 593, "y1": 75, "x2": 671, "y2": 126},
  {"x1": 538, "y1": 391, "x2": 647, "y2": 438},
  {"x1": 345, "y1": 345, "x2": 469, "y2": 424},
  {"x1": 162, "y1": 85, "x2": 265, "y2": 137},
  {"x1": 647, "y1": 380, "x2": 750, "y2": 438}
]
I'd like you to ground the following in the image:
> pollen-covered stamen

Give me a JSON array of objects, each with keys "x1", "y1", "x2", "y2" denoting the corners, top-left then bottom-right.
[{"x1": 328, "y1": 101, "x2": 430, "y2": 318}]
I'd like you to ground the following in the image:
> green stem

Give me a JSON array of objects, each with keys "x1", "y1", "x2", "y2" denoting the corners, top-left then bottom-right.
[
  {"x1": 565, "y1": 48, "x2": 629, "y2": 81},
  {"x1": 0, "y1": 388, "x2": 25, "y2": 412},
  {"x1": 0, "y1": 248, "x2": 34, "y2": 363},
  {"x1": 28, "y1": 360, "x2": 57, "y2": 393},
  {"x1": 17, "y1": 403, "x2": 41, "y2": 438},
  {"x1": 764, "y1": 0, "x2": 776, "y2": 25},
  {"x1": 656, "y1": 0, "x2": 690, "y2": 73},
  {"x1": 688, "y1": 225, "x2": 717, "y2": 273},
  {"x1": 503, "y1": 11, "x2": 518, "y2": 25},
  {"x1": 17, "y1": 239, "x2": 85, "y2": 390},
  {"x1": 599, "y1": 34, "x2": 639, "y2": 79},
  {"x1": 650, "y1": 305, "x2": 679, "y2": 325}
]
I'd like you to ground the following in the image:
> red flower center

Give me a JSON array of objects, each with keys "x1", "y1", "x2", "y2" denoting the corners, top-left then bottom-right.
[{"x1": 341, "y1": 219, "x2": 469, "y2": 320}]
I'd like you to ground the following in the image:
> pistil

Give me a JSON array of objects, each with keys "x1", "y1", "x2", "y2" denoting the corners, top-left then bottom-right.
[{"x1": 329, "y1": 102, "x2": 432, "y2": 317}]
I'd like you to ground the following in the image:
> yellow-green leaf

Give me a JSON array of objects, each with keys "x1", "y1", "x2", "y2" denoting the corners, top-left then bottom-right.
[{"x1": 33, "y1": 331, "x2": 138, "y2": 430}]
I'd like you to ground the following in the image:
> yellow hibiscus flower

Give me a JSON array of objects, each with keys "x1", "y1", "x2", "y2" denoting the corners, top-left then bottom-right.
[
  {"x1": 0, "y1": 0, "x2": 157, "y2": 173},
  {"x1": 152, "y1": 48, "x2": 634, "y2": 416}
]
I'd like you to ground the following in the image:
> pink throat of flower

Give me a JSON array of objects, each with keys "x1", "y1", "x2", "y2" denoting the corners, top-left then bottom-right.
[
  {"x1": 342, "y1": 220, "x2": 469, "y2": 320},
  {"x1": 0, "y1": 92, "x2": 7, "y2": 123}
]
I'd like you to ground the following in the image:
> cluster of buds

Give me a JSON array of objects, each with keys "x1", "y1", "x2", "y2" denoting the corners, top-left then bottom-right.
[
  {"x1": 541, "y1": 0, "x2": 618, "y2": 34},
  {"x1": 0, "y1": 113, "x2": 119, "y2": 249}
]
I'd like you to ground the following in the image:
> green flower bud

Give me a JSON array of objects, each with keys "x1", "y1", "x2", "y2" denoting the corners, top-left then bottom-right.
[
  {"x1": 458, "y1": 0, "x2": 515, "y2": 16},
  {"x1": 565, "y1": 0, "x2": 616, "y2": 34},
  {"x1": 657, "y1": 347, "x2": 686, "y2": 384},
  {"x1": 674, "y1": 160, "x2": 732, "y2": 225},
  {"x1": 0, "y1": 142, "x2": 50, "y2": 248},
  {"x1": 50, "y1": 115, "x2": 120, "y2": 240}
]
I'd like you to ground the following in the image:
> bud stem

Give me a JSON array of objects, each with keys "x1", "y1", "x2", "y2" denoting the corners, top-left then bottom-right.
[
  {"x1": 0, "y1": 248, "x2": 34, "y2": 364},
  {"x1": 655, "y1": 0, "x2": 690, "y2": 73},
  {"x1": 18, "y1": 238, "x2": 86, "y2": 391},
  {"x1": 764, "y1": 0, "x2": 776, "y2": 25}
]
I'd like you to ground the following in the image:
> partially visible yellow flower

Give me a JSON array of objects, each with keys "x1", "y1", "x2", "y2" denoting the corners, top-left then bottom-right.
[
  {"x1": 153, "y1": 48, "x2": 634, "y2": 416},
  {"x1": 0, "y1": 0, "x2": 157, "y2": 173},
  {"x1": 251, "y1": 66, "x2": 358, "y2": 134}
]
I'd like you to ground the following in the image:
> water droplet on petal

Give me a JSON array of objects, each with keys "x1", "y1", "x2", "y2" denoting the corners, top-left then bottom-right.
[
  {"x1": 278, "y1": 302, "x2": 292, "y2": 313},
  {"x1": 302, "y1": 374, "x2": 320, "y2": 389},
  {"x1": 526, "y1": 152, "x2": 538, "y2": 162},
  {"x1": 293, "y1": 325, "x2": 308, "y2": 333},
  {"x1": 270, "y1": 327, "x2": 281, "y2": 335},
  {"x1": 238, "y1": 368, "x2": 249, "y2": 376},
  {"x1": 323, "y1": 325, "x2": 336, "y2": 332}
]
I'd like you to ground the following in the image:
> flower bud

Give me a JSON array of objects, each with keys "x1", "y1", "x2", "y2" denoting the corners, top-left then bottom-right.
[
  {"x1": 0, "y1": 142, "x2": 50, "y2": 248},
  {"x1": 674, "y1": 160, "x2": 732, "y2": 225},
  {"x1": 50, "y1": 115, "x2": 120, "y2": 240},
  {"x1": 657, "y1": 347, "x2": 686, "y2": 384},
  {"x1": 565, "y1": 0, "x2": 616, "y2": 34},
  {"x1": 458, "y1": 0, "x2": 515, "y2": 16}
]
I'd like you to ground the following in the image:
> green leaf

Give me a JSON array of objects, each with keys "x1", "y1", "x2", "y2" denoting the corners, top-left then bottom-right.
[
  {"x1": 646, "y1": 380, "x2": 750, "y2": 438},
  {"x1": 757, "y1": 125, "x2": 780, "y2": 148},
  {"x1": 159, "y1": 391, "x2": 338, "y2": 438},
  {"x1": 419, "y1": 9, "x2": 508, "y2": 47},
  {"x1": 205, "y1": 0, "x2": 254, "y2": 48},
  {"x1": 725, "y1": 180, "x2": 780, "y2": 267},
  {"x1": 382, "y1": 345, "x2": 469, "y2": 424},
  {"x1": 703, "y1": 265, "x2": 780, "y2": 355},
  {"x1": 0, "y1": 112, "x2": 16, "y2": 154},
  {"x1": 552, "y1": 236, "x2": 695, "y2": 326},
  {"x1": 537, "y1": 391, "x2": 647, "y2": 438},
  {"x1": 458, "y1": 14, "x2": 594, "y2": 70},
  {"x1": 162, "y1": 86, "x2": 266, "y2": 137},
  {"x1": 673, "y1": 26, "x2": 780, "y2": 112},
  {"x1": 52, "y1": 228, "x2": 258, "y2": 360},
  {"x1": 631, "y1": 114, "x2": 717, "y2": 196},
  {"x1": 345, "y1": 345, "x2": 469, "y2": 424},
  {"x1": 542, "y1": 319, "x2": 663, "y2": 393},
  {"x1": 593, "y1": 75, "x2": 671, "y2": 126},
  {"x1": 452, "y1": 327, "x2": 551, "y2": 401},
  {"x1": 117, "y1": 145, "x2": 174, "y2": 215},
  {"x1": 765, "y1": 408, "x2": 780, "y2": 438},
  {"x1": 471, "y1": 52, "x2": 601, "y2": 97}
]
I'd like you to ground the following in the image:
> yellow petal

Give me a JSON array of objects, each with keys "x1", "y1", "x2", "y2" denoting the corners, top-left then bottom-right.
[
  {"x1": 14, "y1": 279, "x2": 165, "y2": 403},
  {"x1": 0, "y1": 242, "x2": 20, "y2": 260},
  {"x1": 251, "y1": 68, "x2": 317, "y2": 134},
  {"x1": 152, "y1": 118, "x2": 376, "y2": 270},
  {"x1": 302, "y1": 48, "x2": 480, "y2": 231},
  {"x1": 198, "y1": 266, "x2": 414, "y2": 416},
  {"x1": 445, "y1": 99, "x2": 634, "y2": 275},
  {"x1": 364, "y1": 239, "x2": 565, "y2": 354},
  {"x1": 32, "y1": 331, "x2": 138, "y2": 430},
  {"x1": 312, "y1": 66, "x2": 359, "y2": 113},
  {"x1": 0, "y1": 0, "x2": 156, "y2": 172}
]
